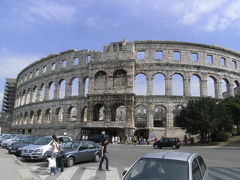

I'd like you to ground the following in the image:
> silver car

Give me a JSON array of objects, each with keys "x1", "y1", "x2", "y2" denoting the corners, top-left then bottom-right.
[{"x1": 122, "y1": 151, "x2": 208, "y2": 180}]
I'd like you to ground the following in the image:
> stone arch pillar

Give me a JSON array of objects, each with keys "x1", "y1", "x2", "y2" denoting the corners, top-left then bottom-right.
[
  {"x1": 200, "y1": 77, "x2": 208, "y2": 97},
  {"x1": 166, "y1": 106, "x2": 173, "y2": 128},
  {"x1": 184, "y1": 76, "x2": 191, "y2": 97},
  {"x1": 147, "y1": 103, "x2": 154, "y2": 128},
  {"x1": 165, "y1": 75, "x2": 172, "y2": 96},
  {"x1": 216, "y1": 79, "x2": 222, "y2": 98},
  {"x1": 88, "y1": 76, "x2": 94, "y2": 94},
  {"x1": 36, "y1": 86, "x2": 41, "y2": 102},
  {"x1": 78, "y1": 77, "x2": 84, "y2": 96},
  {"x1": 44, "y1": 83, "x2": 50, "y2": 101},
  {"x1": 228, "y1": 81, "x2": 234, "y2": 97},
  {"x1": 147, "y1": 75, "x2": 153, "y2": 95},
  {"x1": 65, "y1": 78, "x2": 72, "y2": 97},
  {"x1": 29, "y1": 88, "x2": 34, "y2": 103}
]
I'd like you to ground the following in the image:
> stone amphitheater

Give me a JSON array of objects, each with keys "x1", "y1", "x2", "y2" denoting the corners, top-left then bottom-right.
[{"x1": 11, "y1": 40, "x2": 240, "y2": 140}]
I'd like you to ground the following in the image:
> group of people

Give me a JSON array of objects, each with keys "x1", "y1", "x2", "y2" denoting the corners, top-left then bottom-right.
[
  {"x1": 50, "y1": 135, "x2": 65, "y2": 175},
  {"x1": 111, "y1": 136, "x2": 121, "y2": 144}
]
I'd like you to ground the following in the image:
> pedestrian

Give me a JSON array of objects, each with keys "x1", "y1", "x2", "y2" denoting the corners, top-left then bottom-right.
[
  {"x1": 99, "y1": 138, "x2": 110, "y2": 171},
  {"x1": 50, "y1": 135, "x2": 58, "y2": 175},
  {"x1": 57, "y1": 137, "x2": 64, "y2": 172},
  {"x1": 115, "y1": 136, "x2": 118, "y2": 144},
  {"x1": 117, "y1": 136, "x2": 121, "y2": 144},
  {"x1": 112, "y1": 136, "x2": 115, "y2": 144}
]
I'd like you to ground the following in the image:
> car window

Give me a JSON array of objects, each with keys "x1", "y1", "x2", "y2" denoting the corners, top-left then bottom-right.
[
  {"x1": 34, "y1": 137, "x2": 52, "y2": 145},
  {"x1": 124, "y1": 158, "x2": 188, "y2": 180},
  {"x1": 197, "y1": 156, "x2": 206, "y2": 175},
  {"x1": 192, "y1": 158, "x2": 202, "y2": 180},
  {"x1": 72, "y1": 142, "x2": 80, "y2": 150},
  {"x1": 79, "y1": 141, "x2": 88, "y2": 149},
  {"x1": 64, "y1": 142, "x2": 73, "y2": 149},
  {"x1": 88, "y1": 142, "x2": 97, "y2": 149},
  {"x1": 62, "y1": 137, "x2": 71, "y2": 143}
]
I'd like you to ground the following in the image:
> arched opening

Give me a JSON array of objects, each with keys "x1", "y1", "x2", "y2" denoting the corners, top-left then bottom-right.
[
  {"x1": 135, "y1": 74, "x2": 147, "y2": 95},
  {"x1": 21, "y1": 90, "x2": 26, "y2": 105},
  {"x1": 49, "y1": 81, "x2": 55, "y2": 100},
  {"x1": 207, "y1": 76, "x2": 216, "y2": 97},
  {"x1": 71, "y1": 78, "x2": 79, "y2": 96},
  {"x1": 221, "y1": 79, "x2": 229, "y2": 97},
  {"x1": 234, "y1": 81, "x2": 240, "y2": 95},
  {"x1": 113, "y1": 69, "x2": 127, "y2": 90},
  {"x1": 24, "y1": 112, "x2": 28, "y2": 124},
  {"x1": 135, "y1": 105, "x2": 147, "y2": 127},
  {"x1": 190, "y1": 75, "x2": 200, "y2": 96},
  {"x1": 37, "y1": 109, "x2": 42, "y2": 124},
  {"x1": 154, "y1": 105, "x2": 167, "y2": 127},
  {"x1": 32, "y1": 86, "x2": 38, "y2": 103},
  {"x1": 69, "y1": 106, "x2": 77, "y2": 121},
  {"x1": 56, "y1": 107, "x2": 63, "y2": 122},
  {"x1": 84, "y1": 77, "x2": 89, "y2": 96},
  {"x1": 172, "y1": 74, "x2": 184, "y2": 96},
  {"x1": 93, "y1": 104, "x2": 105, "y2": 121},
  {"x1": 153, "y1": 73, "x2": 165, "y2": 95},
  {"x1": 111, "y1": 103, "x2": 126, "y2": 122},
  {"x1": 173, "y1": 105, "x2": 183, "y2": 127},
  {"x1": 26, "y1": 89, "x2": 31, "y2": 104},
  {"x1": 30, "y1": 110, "x2": 34, "y2": 124},
  {"x1": 39, "y1": 84, "x2": 45, "y2": 101},
  {"x1": 94, "y1": 71, "x2": 107, "y2": 91},
  {"x1": 45, "y1": 108, "x2": 52, "y2": 123},
  {"x1": 59, "y1": 79, "x2": 66, "y2": 99}
]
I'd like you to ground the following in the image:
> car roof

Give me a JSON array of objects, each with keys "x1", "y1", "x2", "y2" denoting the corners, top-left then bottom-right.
[{"x1": 143, "y1": 151, "x2": 196, "y2": 162}]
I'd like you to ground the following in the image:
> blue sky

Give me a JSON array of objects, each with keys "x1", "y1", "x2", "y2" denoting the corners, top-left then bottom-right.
[{"x1": 1, "y1": 0, "x2": 240, "y2": 110}]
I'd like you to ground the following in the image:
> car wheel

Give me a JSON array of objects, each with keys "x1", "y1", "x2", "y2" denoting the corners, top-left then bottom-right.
[
  {"x1": 172, "y1": 145, "x2": 177, "y2": 149},
  {"x1": 94, "y1": 154, "x2": 100, "y2": 162},
  {"x1": 67, "y1": 157, "x2": 74, "y2": 167}
]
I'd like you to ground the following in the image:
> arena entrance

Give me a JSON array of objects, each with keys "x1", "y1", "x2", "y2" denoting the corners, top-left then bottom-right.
[{"x1": 81, "y1": 127, "x2": 124, "y2": 139}]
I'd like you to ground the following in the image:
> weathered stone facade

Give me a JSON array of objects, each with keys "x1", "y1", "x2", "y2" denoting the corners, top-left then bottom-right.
[{"x1": 10, "y1": 40, "x2": 240, "y2": 140}]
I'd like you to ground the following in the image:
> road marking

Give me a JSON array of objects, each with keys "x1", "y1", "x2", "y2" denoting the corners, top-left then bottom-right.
[
  {"x1": 106, "y1": 167, "x2": 120, "y2": 180},
  {"x1": 80, "y1": 167, "x2": 97, "y2": 180},
  {"x1": 209, "y1": 169, "x2": 235, "y2": 180},
  {"x1": 56, "y1": 167, "x2": 78, "y2": 180},
  {"x1": 18, "y1": 169, "x2": 34, "y2": 179}
]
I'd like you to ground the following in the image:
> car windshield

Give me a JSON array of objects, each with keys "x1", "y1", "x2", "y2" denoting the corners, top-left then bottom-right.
[
  {"x1": 64, "y1": 142, "x2": 80, "y2": 150},
  {"x1": 21, "y1": 136, "x2": 34, "y2": 143},
  {"x1": 123, "y1": 158, "x2": 189, "y2": 180},
  {"x1": 34, "y1": 137, "x2": 52, "y2": 145}
]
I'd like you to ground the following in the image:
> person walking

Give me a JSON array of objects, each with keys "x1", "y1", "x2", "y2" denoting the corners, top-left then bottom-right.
[
  {"x1": 50, "y1": 135, "x2": 58, "y2": 175},
  {"x1": 57, "y1": 137, "x2": 64, "y2": 172},
  {"x1": 99, "y1": 138, "x2": 110, "y2": 171}
]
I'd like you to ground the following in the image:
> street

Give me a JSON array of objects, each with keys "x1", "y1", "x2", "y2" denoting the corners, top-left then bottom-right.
[{"x1": 0, "y1": 144, "x2": 240, "y2": 180}]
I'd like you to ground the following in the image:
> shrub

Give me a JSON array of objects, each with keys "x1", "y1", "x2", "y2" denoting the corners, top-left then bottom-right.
[{"x1": 211, "y1": 131, "x2": 231, "y2": 142}]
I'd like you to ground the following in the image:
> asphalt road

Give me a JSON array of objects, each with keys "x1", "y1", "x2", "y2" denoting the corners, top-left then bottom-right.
[{"x1": 1, "y1": 144, "x2": 240, "y2": 180}]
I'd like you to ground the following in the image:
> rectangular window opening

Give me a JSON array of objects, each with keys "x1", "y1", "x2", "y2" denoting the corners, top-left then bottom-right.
[
  {"x1": 155, "y1": 51, "x2": 163, "y2": 60},
  {"x1": 113, "y1": 44, "x2": 117, "y2": 52},
  {"x1": 52, "y1": 63, "x2": 56, "y2": 70},
  {"x1": 207, "y1": 55, "x2": 213, "y2": 64},
  {"x1": 137, "y1": 51, "x2": 145, "y2": 60},
  {"x1": 119, "y1": 43, "x2": 123, "y2": 51},
  {"x1": 62, "y1": 60, "x2": 67, "y2": 68},
  {"x1": 36, "y1": 69, "x2": 39, "y2": 76},
  {"x1": 174, "y1": 51, "x2": 181, "y2": 61},
  {"x1": 232, "y1": 60, "x2": 237, "y2": 69},
  {"x1": 220, "y1": 57, "x2": 226, "y2": 66},
  {"x1": 43, "y1": 66, "x2": 46, "y2": 73},
  {"x1": 191, "y1": 53, "x2": 198, "y2": 62},
  {"x1": 87, "y1": 55, "x2": 91, "y2": 63},
  {"x1": 74, "y1": 57, "x2": 79, "y2": 65},
  {"x1": 29, "y1": 72, "x2": 33, "y2": 79}
]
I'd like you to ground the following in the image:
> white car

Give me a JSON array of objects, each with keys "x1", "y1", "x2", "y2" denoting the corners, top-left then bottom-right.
[
  {"x1": 21, "y1": 136, "x2": 72, "y2": 160},
  {"x1": 122, "y1": 151, "x2": 208, "y2": 180}
]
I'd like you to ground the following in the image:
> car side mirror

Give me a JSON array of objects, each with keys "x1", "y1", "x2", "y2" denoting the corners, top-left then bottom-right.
[{"x1": 122, "y1": 170, "x2": 127, "y2": 176}]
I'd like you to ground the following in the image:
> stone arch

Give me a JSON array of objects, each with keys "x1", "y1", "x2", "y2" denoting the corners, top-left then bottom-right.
[
  {"x1": 68, "y1": 106, "x2": 77, "y2": 121},
  {"x1": 59, "y1": 79, "x2": 66, "y2": 99},
  {"x1": 153, "y1": 73, "x2": 165, "y2": 95},
  {"x1": 39, "y1": 83, "x2": 45, "y2": 101},
  {"x1": 37, "y1": 109, "x2": 42, "y2": 124},
  {"x1": 49, "y1": 81, "x2": 55, "y2": 100},
  {"x1": 172, "y1": 73, "x2": 184, "y2": 96},
  {"x1": 173, "y1": 105, "x2": 183, "y2": 127},
  {"x1": 135, "y1": 73, "x2": 147, "y2": 95},
  {"x1": 24, "y1": 111, "x2": 28, "y2": 124},
  {"x1": 190, "y1": 74, "x2": 201, "y2": 96},
  {"x1": 21, "y1": 90, "x2": 26, "y2": 106},
  {"x1": 93, "y1": 104, "x2": 105, "y2": 121},
  {"x1": 81, "y1": 106, "x2": 88, "y2": 122},
  {"x1": 135, "y1": 104, "x2": 147, "y2": 127},
  {"x1": 221, "y1": 78, "x2": 229, "y2": 97},
  {"x1": 45, "y1": 108, "x2": 52, "y2": 123},
  {"x1": 26, "y1": 88, "x2": 31, "y2": 104},
  {"x1": 113, "y1": 69, "x2": 127, "y2": 90},
  {"x1": 70, "y1": 77, "x2": 79, "y2": 96},
  {"x1": 30, "y1": 110, "x2": 34, "y2": 124},
  {"x1": 111, "y1": 103, "x2": 126, "y2": 122},
  {"x1": 94, "y1": 71, "x2": 107, "y2": 91},
  {"x1": 154, "y1": 105, "x2": 167, "y2": 127},
  {"x1": 84, "y1": 77, "x2": 89, "y2": 96},
  {"x1": 32, "y1": 86, "x2": 38, "y2": 103},
  {"x1": 56, "y1": 107, "x2": 63, "y2": 122},
  {"x1": 207, "y1": 76, "x2": 217, "y2": 97},
  {"x1": 233, "y1": 80, "x2": 240, "y2": 95},
  {"x1": 20, "y1": 113, "x2": 23, "y2": 125}
]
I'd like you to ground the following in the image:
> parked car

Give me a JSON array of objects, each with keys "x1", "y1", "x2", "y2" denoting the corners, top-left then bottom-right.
[
  {"x1": 21, "y1": 136, "x2": 72, "y2": 160},
  {"x1": 122, "y1": 151, "x2": 208, "y2": 180},
  {"x1": 0, "y1": 134, "x2": 16, "y2": 146},
  {"x1": 1, "y1": 134, "x2": 26, "y2": 149},
  {"x1": 43, "y1": 140, "x2": 101, "y2": 167},
  {"x1": 8, "y1": 136, "x2": 41, "y2": 156},
  {"x1": 87, "y1": 134, "x2": 110, "y2": 143},
  {"x1": 153, "y1": 137, "x2": 181, "y2": 149}
]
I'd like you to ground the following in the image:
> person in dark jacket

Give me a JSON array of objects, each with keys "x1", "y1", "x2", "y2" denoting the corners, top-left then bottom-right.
[
  {"x1": 57, "y1": 137, "x2": 64, "y2": 172},
  {"x1": 99, "y1": 138, "x2": 110, "y2": 171}
]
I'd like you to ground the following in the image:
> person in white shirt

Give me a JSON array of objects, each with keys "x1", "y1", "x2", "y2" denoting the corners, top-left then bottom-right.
[{"x1": 50, "y1": 135, "x2": 58, "y2": 175}]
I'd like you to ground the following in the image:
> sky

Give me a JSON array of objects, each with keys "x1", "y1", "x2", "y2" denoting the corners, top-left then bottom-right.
[{"x1": 1, "y1": 0, "x2": 240, "y2": 110}]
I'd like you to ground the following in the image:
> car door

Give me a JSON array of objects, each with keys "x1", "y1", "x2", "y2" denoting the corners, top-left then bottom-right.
[
  {"x1": 86, "y1": 141, "x2": 98, "y2": 161},
  {"x1": 197, "y1": 156, "x2": 208, "y2": 180},
  {"x1": 192, "y1": 157, "x2": 203, "y2": 180},
  {"x1": 75, "y1": 141, "x2": 88, "y2": 162}
]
